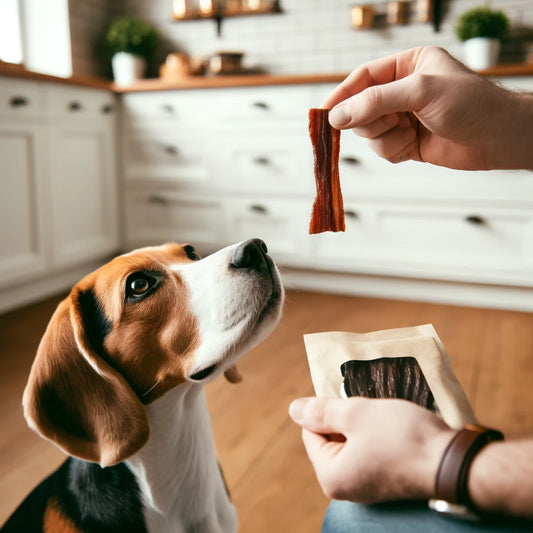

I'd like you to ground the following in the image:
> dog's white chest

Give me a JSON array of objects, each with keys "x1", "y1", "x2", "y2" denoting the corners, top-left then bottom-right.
[{"x1": 128, "y1": 386, "x2": 238, "y2": 533}]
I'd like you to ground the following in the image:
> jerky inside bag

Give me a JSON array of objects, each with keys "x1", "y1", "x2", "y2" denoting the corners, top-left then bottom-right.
[{"x1": 304, "y1": 324, "x2": 476, "y2": 429}]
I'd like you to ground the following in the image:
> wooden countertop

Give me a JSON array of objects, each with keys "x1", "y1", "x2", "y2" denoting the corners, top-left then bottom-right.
[
  {"x1": 111, "y1": 73, "x2": 348, "y2": 92},
  {"x1": 0, "y1": 61, "x2": 112, "y2": 90},
  {"x1": 1, "y1": 60, "x2": 532, "y2": 93},
  {"x1": 112, "y1": 62, "x2": 533, "y2": 92}
]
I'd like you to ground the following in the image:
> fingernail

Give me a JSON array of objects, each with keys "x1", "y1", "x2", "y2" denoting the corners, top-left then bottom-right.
[
  {"x1": 329, "y1": 105, "x2": 351, "y2": 127},
  {"x1": 289, "y1": 398, "x2": 309, "y2": 424}
]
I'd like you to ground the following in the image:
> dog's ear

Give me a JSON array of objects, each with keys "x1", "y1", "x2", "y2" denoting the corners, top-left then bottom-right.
[{"x1": 23, "y1": 288, "x2": 149, "y2": 467}]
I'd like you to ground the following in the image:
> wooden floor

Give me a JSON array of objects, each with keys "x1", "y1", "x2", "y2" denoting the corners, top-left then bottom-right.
[{"x1": 1, "y1": 289, "x2": 533, "y2": 531}]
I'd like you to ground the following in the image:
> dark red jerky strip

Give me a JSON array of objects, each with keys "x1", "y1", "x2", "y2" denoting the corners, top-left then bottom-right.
[
  {"x1": 309, "y1": 108, "x2": 345, "y2": 234},
  {"x1": 341, "y1": 357, "x2": 436, "y2": 412}
]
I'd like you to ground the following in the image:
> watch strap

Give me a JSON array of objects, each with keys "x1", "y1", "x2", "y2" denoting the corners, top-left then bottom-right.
[{"x1": 435, "y1": 424, "x2": 504, "y2": 509}]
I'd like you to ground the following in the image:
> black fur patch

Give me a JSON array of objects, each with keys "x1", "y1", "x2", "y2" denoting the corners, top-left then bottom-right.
[
  {"x1": 77, "y1": 289, "x2": 112, "y2": 358},
  {"x1": 1, "y1": 458, "x2": 147, "y2": 533}
]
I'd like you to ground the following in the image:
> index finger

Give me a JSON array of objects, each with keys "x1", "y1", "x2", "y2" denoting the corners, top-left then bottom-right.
[{"x1": 321, "y1": 47, "x2": 423, "y2": 109}]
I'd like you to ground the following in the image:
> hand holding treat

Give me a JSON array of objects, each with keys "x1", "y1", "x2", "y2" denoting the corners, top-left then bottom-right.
[
  {"x1": 289, "y1": 396, "x2": 455, "y2": 502},
  {"x1": 322, "y1": 46, "x2": 533, "y2": 171}
]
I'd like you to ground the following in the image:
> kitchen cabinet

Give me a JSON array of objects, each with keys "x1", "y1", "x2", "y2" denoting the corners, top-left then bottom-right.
[
  {"x1": 0, "y1": 78, "x2": 119, "y2": 313},
  {"x1": 121, "y1": 76, "x2": 533, "y2": 310},
  {"x1": 0, "y1": 120, "x2": 48, "y2": 285},
  {"x1": 47, "y1": 85, "x2": 118, "y2": 267}
]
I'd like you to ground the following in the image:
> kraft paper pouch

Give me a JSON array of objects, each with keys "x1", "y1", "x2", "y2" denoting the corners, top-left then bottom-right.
[{"x1": 304, "y1": 324, "x2": 477, "y2": 429}]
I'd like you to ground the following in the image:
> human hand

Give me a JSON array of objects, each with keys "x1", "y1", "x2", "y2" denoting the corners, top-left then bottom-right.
[
  {"x1": 322, "y1": 46, "x2": 533, "y2": 171},
  {"x1": 289, "y1": 396, "x2": 455, "y2": 503}
]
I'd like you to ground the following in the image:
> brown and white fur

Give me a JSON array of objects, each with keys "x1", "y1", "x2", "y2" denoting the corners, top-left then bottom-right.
[{"x1": 1, "y1": 239, "x2": 284, "y2": 533}]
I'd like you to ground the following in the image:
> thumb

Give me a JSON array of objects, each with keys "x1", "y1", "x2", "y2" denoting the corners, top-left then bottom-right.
[
  {"x1": 289, "y1": 397, "x2": 353, "y2": 435},
  {"x1": 329, "y1": 76, "x2": 420, "y2": 129}
]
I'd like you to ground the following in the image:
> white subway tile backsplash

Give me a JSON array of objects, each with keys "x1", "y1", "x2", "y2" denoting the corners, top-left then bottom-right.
[{"x1": 70, "y1": 0, "x2": 533, "y2": 78}]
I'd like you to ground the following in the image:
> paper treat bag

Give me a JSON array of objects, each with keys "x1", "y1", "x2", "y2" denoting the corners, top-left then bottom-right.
[{"x1": 304, "y1": 324, "x2": 477, "y2": 430}]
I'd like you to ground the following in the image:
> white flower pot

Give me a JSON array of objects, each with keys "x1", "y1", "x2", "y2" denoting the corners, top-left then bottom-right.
[
  {"x1": 462, "y1": 38, "x2": 500, "y2": 70},
  {"x1": 111, "y1": 52, "x2": 146, "y2": 86}
]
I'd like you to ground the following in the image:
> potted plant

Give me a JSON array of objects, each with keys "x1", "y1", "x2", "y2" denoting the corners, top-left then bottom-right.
[
  {"x1": 105, "y1": 15, "x2": 158, "y2": 85},
  {"x1": 455, "y1": 7, "x2": 509, "y2": 70}
]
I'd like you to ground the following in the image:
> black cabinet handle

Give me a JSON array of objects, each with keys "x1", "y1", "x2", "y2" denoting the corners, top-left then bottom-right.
[
  {"x1": 250, "y1": 204, "x2": 268, "y2": 214},
  {"x1": 101, "y1": 104, "x2": 114, "y2": 114},
  {"x1": 341, "y1": 156, "x2": 361, "y2": 165},
  {"x1": 345, "y1": 210, "x2": 359, "y2": 219},
  {"x1": 148, "y1": 195, "x2": 169, "y2": 205},
  {"x1": 68, "y1": 101, "x2": 83, "y2": 112},
  {"x1": 162, "y1": 145, "x2": 178, "y2": 155},
  {"x1": 252, "y1": 101, "x2": 269, "y2": 110},
  {"x1": 10, "y1": 96, "x2": 28, "y2": 107},
  {"x1": 254, "y1": 156, "x2": 270, "y2": 165},
  {"x1": 465, "y1": 215, "x2": 486, "y2": 225}
]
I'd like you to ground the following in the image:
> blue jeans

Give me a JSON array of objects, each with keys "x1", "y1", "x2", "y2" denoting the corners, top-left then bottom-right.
[{"x1": 321, "y1": 501, "x2": 533, "y2": 532}]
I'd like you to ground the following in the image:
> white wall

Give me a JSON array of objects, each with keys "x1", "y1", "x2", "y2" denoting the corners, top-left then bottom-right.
[{"x1": 115, "y1": 0, "x2": 533, "y2": 76}]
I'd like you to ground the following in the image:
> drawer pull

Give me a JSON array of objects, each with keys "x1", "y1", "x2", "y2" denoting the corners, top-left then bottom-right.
[
  {"x1": 10, "y1": 96, "x2": 29, "y2": 107},
  {"x1": 148, "y1": 195, "x2": 169, "y2": 205},
  {"x1": 250, "y1": 204, "x2": 268, "y2": 214},
  {"x1": 345, "y1": 210, "x2": 359, "y2": 219},
  {"x1": 162, "y1": 145, "x2": 179, "y2": 155},
  {"x1": 341, "y1": 156, "x2": 361, "y2": 165},
  {"x1": 252, "y1": 101, "x2": 269, "y2": 110},
  {"x1": 253, "y1": 156, "x2": 270, "y2": 165},
  {"x1": 161, "y1": 104, "x2": 174, "y2": 114},
  {"x1": 465, "y1": 215, "x2": 486, "y2": 225},
  {"x1": 101, "y1": 104, "x2": 114, "y2": 114},
  {"x1": 68, "y1": 101, "x2": 83, "y2": 112}
]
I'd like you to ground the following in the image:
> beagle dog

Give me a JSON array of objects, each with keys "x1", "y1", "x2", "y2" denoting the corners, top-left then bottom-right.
[{"x1": 2, "y1": 238, "x2": 284, "y2": 533}]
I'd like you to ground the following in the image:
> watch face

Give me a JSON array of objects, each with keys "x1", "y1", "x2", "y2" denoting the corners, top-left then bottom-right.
[{"x1": 428, "y1": 499, "x2": 481, "y2": 522}]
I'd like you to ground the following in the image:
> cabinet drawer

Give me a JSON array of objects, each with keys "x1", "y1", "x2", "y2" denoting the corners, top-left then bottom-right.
[
  {"x1": 47, "y1": 85, "x2": 116, "y2": 119},
  {"x1": 0, "y1": 79, "x2": 44, "y2": 118},
  {"x1": 122, "y1": 90, "x2": 212, "y2": 128},
  {"x1": 123, "y1": 133, "x2": 210, "y2": 181},
  {"x1": 315, "y1": 202, "x2": 533, "y2": 283},
  {"x1": 217, "y1": 132, "x2": 313, "y2": 192},
  {"x1": 226, "y1": 197, "x2": 314, "y2": 264},
  {"x1": 212, "y1": 85, "x2": 311, "y2": 122},
  {"x1": 124, "y1": 190, "x2": 224, "y2": 251}
]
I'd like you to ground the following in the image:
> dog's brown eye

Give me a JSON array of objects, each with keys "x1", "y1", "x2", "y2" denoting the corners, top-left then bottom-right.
[
  {"x1": 130, "y1": 277, "x2": 149, "y2": 294},
  {"x1": 125, "y1": 272, "x2": 161, "y2": 302}
]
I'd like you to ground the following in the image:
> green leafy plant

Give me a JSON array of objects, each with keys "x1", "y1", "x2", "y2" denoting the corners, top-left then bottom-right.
[
  {"x1": 104, "y1": 16, "x2": 158, "y2": 59},
  {"x1": 455, "y1": 7, "x2": 509, "y2": 42}
]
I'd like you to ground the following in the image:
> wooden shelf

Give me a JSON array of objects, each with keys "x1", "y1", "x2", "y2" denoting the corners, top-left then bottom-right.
[
  {"x1": 173, "y1": 3, "x2": 282, "y2": 21},
  {"x1": 172, "y1": 1, "x2": 282, "y2": 36}
]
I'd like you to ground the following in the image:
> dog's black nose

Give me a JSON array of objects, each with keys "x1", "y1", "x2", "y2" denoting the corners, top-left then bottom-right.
[{"x1": 231, "y1": 239, "x2": 268, "y2": 269}]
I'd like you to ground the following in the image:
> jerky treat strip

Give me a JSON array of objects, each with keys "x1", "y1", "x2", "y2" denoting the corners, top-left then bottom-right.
[
  {"x1": 341, "y1": 357, "x2": 436, "y2": 412},
  {"x1": 309, "y1": 108, "x2": 345, "y2": 234}
]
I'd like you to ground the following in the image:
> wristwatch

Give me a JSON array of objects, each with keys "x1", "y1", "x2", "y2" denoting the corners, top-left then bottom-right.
[{"x1": 428, "y1": 424, "x2": 504, "y2": 521}]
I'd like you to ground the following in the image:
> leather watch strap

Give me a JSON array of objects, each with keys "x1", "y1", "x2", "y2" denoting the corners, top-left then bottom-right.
[{"x1": 435, "y1": 424, "x2": 504, "y2": 509}]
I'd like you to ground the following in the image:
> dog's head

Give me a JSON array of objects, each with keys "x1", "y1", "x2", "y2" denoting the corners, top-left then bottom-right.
[{"x1": 23, "y1": 239, "x2": 283, "y2": 467}]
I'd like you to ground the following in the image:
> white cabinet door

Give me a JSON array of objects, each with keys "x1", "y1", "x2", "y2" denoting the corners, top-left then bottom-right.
[
  {"x1": 48, "y1": 123, "x2": 118, "y2": 267},
  {"x1": 0, "y1": 122, "x2": 48, "y2": 286}
]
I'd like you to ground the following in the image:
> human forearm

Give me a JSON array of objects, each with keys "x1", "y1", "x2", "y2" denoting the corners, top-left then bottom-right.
[
  {"x1": 480, "y1": 90, "x2": 533, "y2": 171},
  {"x1": 469, "y1": 438, "x2": 533, "y2": 518}
]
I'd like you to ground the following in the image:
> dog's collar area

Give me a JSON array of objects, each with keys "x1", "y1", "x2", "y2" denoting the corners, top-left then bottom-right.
[{"x1": 189, "y1": 364, "x2": 217, "y2": 381}]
